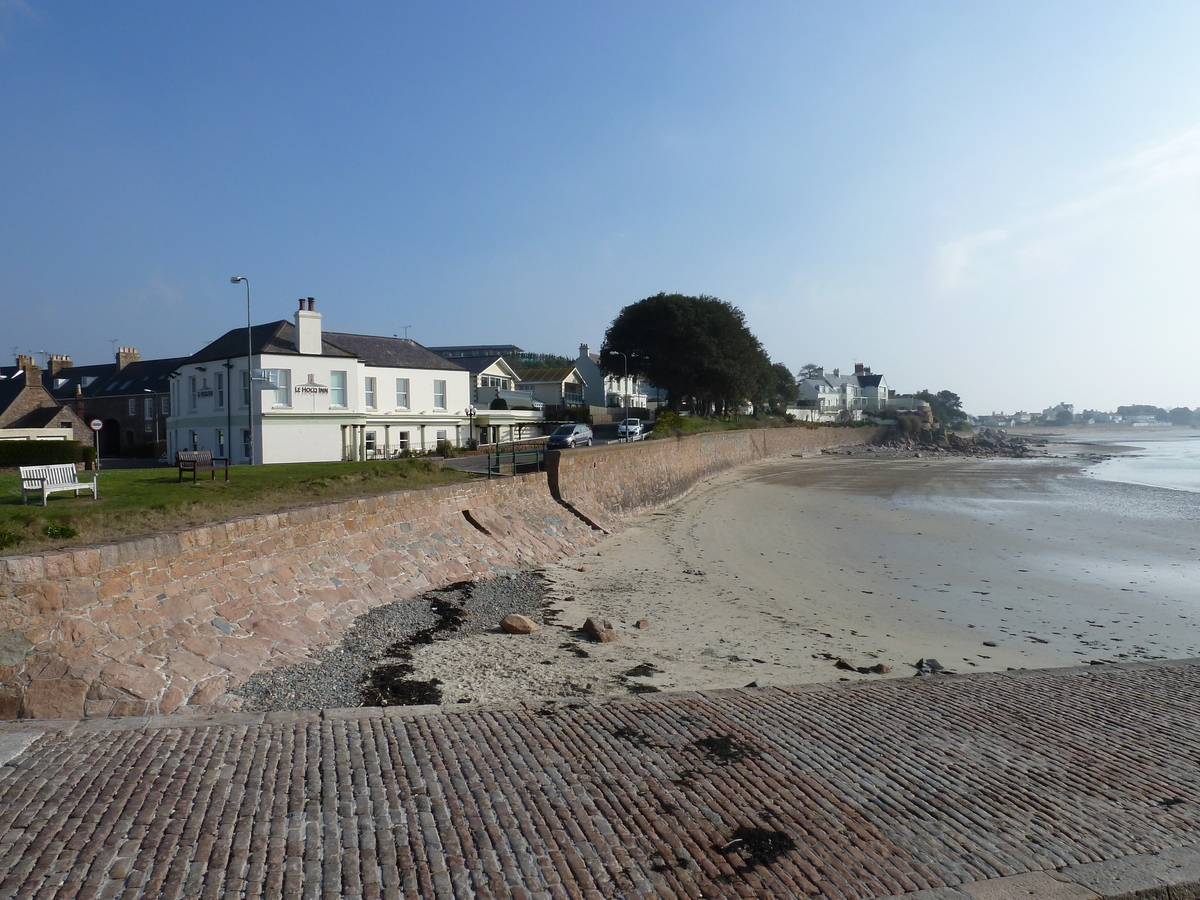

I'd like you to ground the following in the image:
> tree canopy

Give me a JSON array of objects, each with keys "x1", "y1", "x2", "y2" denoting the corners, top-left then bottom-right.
[
  {"x1": 601, "y1": 293, "x2": 775, "y2": 413},
  {"x1": 916, "y1": 389, "x2": 970, "y2": 429}
]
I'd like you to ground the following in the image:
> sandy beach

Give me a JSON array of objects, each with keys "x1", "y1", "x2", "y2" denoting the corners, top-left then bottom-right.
[{"x1": 414, "y1": 446, "x2": 1200, "y2": 705}]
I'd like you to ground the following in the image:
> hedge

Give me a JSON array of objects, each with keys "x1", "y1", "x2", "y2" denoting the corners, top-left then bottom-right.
[{"x1": 0, "y1": 440, "x2": 84, "y2": 467}]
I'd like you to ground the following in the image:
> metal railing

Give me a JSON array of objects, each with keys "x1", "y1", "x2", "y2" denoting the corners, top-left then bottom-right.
[{"x1": 486, "y1": 443, "x2": 546, "y2": 478}]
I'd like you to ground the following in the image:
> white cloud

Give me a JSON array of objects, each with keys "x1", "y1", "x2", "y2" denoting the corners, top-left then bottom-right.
[{"x1": 929, "y1": 124, "x2": 1200, "y2": 297}]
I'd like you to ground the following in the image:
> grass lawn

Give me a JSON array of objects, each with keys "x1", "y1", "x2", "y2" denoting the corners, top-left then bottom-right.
[{"x1": 0, "y1": 458, "x2": 478, "y2": 556}]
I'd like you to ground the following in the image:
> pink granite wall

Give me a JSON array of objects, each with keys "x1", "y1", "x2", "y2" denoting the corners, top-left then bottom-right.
[
  {"x1": 549, "y1": 424, "x2": 886, "y2": 515},
  {"x1": 0, "y1": 424, "x2": 881, "y2": 719},
  {"x1": 0, "y1": 474, "x2": 601, "y2": 719}
]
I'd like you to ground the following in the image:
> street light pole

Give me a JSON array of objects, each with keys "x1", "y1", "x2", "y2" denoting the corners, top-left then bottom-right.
[
  {"x1": 614, "y1": 351, "x2": 629, "y2": 441},
  {"x1": 143, "y1": 388, "x2": 160, "y2": 455},
  {"x1": 230, "y1": 276, "x2": 253, "y2": 465}
]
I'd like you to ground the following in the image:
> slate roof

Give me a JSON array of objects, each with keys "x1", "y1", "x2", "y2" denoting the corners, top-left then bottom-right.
[
  {"x1": 323, "y1": 332, "x2": 464, "y2": 372},
  {"x1": 513, "y1": 366, "x2": 584, "y2": 384},
  {"x1": 856, "y1": 373, "x2": 885, "y2": 388},
  {"x1": 430, "y1": 354, "x2": 515, "y2": 378},
  {"x1": 182, "y1": 321, "x2": 352, "y2": 365},
  {"x1": 0, "y1": 373, "x2": 29, "y2": 414},
  {"x1": 183, "y1": 323, "x2": 462, "y2": 372}
]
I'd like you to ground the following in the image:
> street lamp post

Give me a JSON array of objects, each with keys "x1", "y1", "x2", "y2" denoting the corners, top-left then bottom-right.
[
  {"x1": 143, "y1": 388, "x2": 160, "y2": 456},
  {"x1": 613, "y1": 351, "x2": 629, "y2": 441},
  {"x1": 230, "y1": 276, "x2": 253, "y2": 464},
  {"x1": 467, "y1": 405, "x2": 477, "y2": 449}
]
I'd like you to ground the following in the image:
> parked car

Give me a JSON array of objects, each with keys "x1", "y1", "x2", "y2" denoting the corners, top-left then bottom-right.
[
  {"x1": 616, "y1": 418, "x2": 643, "y2": 439},
  {"x1": 547, "y1": 423, "x2": 594, "y2": 449}
]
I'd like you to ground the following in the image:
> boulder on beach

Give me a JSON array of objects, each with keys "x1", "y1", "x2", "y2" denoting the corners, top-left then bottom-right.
[
  {"x1": 500, "y1": 614, "x2": 541, "y2": 635},
  {"x1": 583, "y1": 617, "x2": 618, "y2": 643}
]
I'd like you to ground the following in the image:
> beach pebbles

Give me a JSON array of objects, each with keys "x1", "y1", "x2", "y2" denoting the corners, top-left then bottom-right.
[{"x1": 233, "y1": 572, "x2": 551, "y2": 711}]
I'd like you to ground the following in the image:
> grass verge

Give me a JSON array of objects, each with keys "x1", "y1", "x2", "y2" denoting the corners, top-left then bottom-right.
[{"x1": 0, "y1": 458, "x2": 478, "y2": 556}]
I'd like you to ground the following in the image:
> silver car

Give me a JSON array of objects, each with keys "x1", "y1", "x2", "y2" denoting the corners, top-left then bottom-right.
[
  {"x1": 547, "y1": 423, "x2": 594, "y2": 449},
  {"x1": 616, "y1": 418, "x2": 642, "y2": 439}
]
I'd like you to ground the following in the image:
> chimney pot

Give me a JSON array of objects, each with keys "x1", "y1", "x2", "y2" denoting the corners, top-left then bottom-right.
[{"x1": 307, "y1": 298, "x2": 315, "y2": 311}]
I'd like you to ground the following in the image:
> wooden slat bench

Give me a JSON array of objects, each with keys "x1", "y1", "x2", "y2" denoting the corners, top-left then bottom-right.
[
  {"x1": 176, "y1": 450, "x2": 231, "y2": 483},
  {"x1": 19, "y1": 464, "x2": 98, "y2": 507}
]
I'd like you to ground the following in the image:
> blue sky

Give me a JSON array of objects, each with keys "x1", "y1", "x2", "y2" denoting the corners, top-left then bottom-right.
[{"x1": 3, "y1": 1, "x2": 1199, "y2": 414}]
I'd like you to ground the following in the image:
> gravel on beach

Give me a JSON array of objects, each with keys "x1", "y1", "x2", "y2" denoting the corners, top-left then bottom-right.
[{"x1": 232, "y1": 571, "x2": 551, "y2": 712}]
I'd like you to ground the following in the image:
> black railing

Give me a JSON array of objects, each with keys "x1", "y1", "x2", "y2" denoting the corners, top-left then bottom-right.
[{"x1": 486, "y1": 444, "x2": 546, "y2": 479}]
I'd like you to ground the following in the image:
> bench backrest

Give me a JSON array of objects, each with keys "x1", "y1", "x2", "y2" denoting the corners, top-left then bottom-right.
[
  {"x1": 19, "y1": 464, "x2": 79, "y2": 488},
  {"x1": 176, "y1": 450, "x2": 214, "y2": 465}
]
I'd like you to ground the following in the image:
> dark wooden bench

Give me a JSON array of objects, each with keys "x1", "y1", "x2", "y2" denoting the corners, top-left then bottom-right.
[{"x1": 176, "y1": 450, "x2": 230, "y2": 483}]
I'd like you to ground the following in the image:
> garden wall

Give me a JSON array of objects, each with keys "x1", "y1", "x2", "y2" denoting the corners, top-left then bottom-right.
[{"x1": 0, "y1": 424, "x2": 881, "y2": 719}]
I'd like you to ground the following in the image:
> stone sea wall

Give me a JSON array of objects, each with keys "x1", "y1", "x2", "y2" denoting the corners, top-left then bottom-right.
[
  {"x1": 0, "y1": 425, "x2": 880, "y2": 719},
  {"x1": 549, "y1": 424, "x2": 886, "y2": 515}
]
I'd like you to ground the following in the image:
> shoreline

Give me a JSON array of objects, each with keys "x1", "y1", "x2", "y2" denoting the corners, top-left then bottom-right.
[
  {"x1": 236, "y1": 445, "x2": 1200, "y2": 712},
  {"x1": 406, "y1": 450, "x2": 1200, "y2": 706}
]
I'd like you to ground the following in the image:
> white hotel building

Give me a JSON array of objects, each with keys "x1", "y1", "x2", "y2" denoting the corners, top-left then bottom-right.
[{"x1": 167, "y1": 300, "x2": 472, "y2": 464}]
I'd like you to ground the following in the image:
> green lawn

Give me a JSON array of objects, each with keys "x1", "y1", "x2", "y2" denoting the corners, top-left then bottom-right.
[{"x1": 0, "y1": 458, "x2": 478, "y2": 556}]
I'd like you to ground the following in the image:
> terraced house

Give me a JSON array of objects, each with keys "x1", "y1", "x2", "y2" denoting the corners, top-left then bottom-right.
[{"x1": 167, "y1": 299, "x2": 471, "y2": 464}]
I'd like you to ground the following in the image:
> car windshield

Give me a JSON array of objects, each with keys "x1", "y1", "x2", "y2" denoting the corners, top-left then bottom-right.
[{"x1": 553, "y1": 425, "x2": 575, "y2": 435}]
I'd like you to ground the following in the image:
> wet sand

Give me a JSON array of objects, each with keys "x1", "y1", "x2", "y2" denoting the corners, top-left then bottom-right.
[{"x1": 414, "y1": 452, "x2": 1200, "y2": 704}]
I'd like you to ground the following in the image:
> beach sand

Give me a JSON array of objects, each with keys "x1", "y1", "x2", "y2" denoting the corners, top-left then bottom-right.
[{"x1": 415, "y1": 451, "x2": 1200, "y2": 705}]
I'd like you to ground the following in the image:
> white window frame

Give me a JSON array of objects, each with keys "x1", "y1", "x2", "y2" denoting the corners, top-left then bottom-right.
[
  {"x1": 144, "y1": 397, "x2": 154, "y2": 420},
  {"x1": 188, "y1": 376, "x2": 198, "y2": 411},
  {"x1": 265, "y1": 369, "x2": 291, "y2": 407},
  {"x1": 241, "y1": 370, "x2": 250, "y2": 407},
  {"x1": 330, "y1": 370, "x2": 347, "y2": 408},
  {"x1": 396, "y1": 378, "x2": 410, "y2": 409},
  {"x1": 215, "y1": 372, "x2": 225, "y2": 409},
  {"x1": 364, "y1": 377, "x2": 376, "y2": 410},
  {"x1": 433, "y1": 380, "x2": 447, "y2": 410},
  {"x1": 128, "y1": 398, "x2": 137, "y2": 416}
]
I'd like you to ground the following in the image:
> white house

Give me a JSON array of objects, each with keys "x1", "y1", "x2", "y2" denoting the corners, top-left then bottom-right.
[
  {"x1": 573, "y1": 344, "x2": 647, "y2": 411},
  {"x1": 428, "y1": 351, "x2": 549, "y2": 446},
  {"x1": 167, "y1": 300, "x2": 472, "y2": 464},
  {"x1": 513, "y1": 367, "x2": 587, "y2": 412}
]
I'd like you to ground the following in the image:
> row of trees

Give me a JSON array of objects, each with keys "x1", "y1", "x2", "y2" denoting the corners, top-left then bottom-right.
[{"x1": 600, "y1": 293, "x2": 799, "y2": 415}]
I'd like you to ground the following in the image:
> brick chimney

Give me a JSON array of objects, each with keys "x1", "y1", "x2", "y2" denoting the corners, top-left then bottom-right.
[
  {"x1": 116, "y1": 347, "x2": 141, "y2": 369},
  {"x1": 295, "y1": 298, "x2": 323, "y2": 355},
  {"x1": 48, "y1": 354, "x2": 73, "y2": 376},
  {"x1": 854, "y1": 363, "x2": 865, "y2": 375},
  {"x1": 15, "y1": 354, "x2": 34, "y2": 370}
]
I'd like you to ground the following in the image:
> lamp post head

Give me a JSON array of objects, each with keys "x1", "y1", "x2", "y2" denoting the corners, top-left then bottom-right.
[{"x1": 230, "y1": 276, "x2": 246, "y2": 284}]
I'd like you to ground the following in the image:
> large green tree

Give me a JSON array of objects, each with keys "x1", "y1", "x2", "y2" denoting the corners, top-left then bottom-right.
[
  {"x1": 601, "y1": 293, "x2": 770, "y2": 413},
  {"x1": 916, "y1": 389, "x2": 970, "y2": 429}
]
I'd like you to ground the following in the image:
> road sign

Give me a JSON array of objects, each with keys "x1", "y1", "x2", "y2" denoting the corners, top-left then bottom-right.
[{"x1": 89, "y1": 419, "x2": 103, "y2": 432}]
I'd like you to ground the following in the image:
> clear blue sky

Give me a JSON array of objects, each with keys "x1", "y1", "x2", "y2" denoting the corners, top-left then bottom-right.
[{"x1": 4, "y1": 1, "x2": 1199, "y2": 413}]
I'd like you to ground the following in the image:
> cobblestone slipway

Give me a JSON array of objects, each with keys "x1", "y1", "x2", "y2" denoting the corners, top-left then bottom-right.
[{"x1": 2, "y1": 659, "x2": 1199, "y2": 899}]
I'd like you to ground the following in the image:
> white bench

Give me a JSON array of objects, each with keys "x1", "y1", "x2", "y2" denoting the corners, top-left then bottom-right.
[{"x1": 19, "y1": 464, "x2": 98, "y2": 507}]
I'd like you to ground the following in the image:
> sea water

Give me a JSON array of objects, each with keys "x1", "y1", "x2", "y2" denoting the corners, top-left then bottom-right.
[{"x1": 1088, "y1": 434, "x2": 1200, "y2": 494}]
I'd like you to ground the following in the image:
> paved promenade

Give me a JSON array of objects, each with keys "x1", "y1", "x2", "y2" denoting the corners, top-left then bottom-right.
[{"x1": 2, "y1": 660, "x2": 1199, "y2": 900}]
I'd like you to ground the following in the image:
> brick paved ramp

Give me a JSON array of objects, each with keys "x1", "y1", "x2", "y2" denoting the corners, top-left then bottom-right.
[{"x1": 2, "y1": 661, "x2": 1199, "y2": 900}]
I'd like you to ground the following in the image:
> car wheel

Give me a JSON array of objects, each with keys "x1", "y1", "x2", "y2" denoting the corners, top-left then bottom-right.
[{"x1": 586, "y1": 438, "x2": 593, "y2": 446}]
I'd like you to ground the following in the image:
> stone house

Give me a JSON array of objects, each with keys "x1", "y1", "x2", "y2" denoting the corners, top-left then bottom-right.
[{"x1": 0, "y1": 358, "x2": 91, "y2": 444}]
